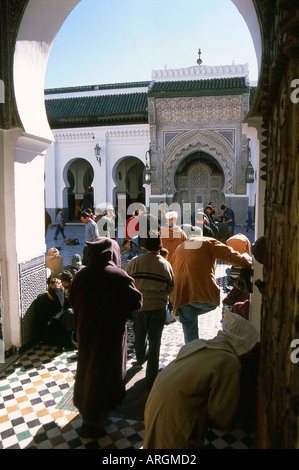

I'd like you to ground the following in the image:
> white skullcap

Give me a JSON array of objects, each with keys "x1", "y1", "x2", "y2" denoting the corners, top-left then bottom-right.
[
  {"x1": 48, "y1": 247, "x2": 60, "y2": 257},
  {"x1": 221, "y1": 307, "x2": 259, "y2": 356},
  {"x1": 165, "y1": 210, "x2": 178, "y2": 220}
]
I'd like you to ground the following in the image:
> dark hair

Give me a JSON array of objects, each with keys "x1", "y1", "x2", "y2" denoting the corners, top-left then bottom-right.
[
  {"x1": 85, "y1": 208, "x2": 92, "y2": 214},
  {"x1": 80, "y1": 211, "x2": 89, "y2": 219},
  {"x1": 144, "y1": 230, "x2": 162, "y2": 251},
  {"x1": 58, "y1": 270, "x2": 73, "y2": 282},
  {"x1": 221, "y1": 205, "x2": 226, "y2": 210},
  {"x1": 160, "y1": 247, "x2": 169, "y2": 257},
  {"x1": 252, "y1": 236, "x2": 266, "y2": 265}
]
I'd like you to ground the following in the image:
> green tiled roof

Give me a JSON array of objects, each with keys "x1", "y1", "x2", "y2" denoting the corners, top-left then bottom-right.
[
  {"x1": 148, "y1": 77, "x2": 248, "y2": 97},
  {"x1": 45, "y1": 81, "x2": 150, "y2": 95},
  {"x1": 46, "y1": 92, "x2": 148, "y2": 127},
  {"x1": 45, "y1": 77, "x2": 252, "y2": 128}
]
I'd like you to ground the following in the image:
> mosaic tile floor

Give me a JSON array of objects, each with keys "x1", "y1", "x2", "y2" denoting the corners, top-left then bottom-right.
[{"x1": 0, "y1": 224, "x2": 256, "y2": 450}]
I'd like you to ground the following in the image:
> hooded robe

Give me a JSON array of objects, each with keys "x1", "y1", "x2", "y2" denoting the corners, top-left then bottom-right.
[
  {"x1": 143, "y1": 309, "x2": 259, "y2": 449},
  {"x1": 69, "y1": 237, "x2": 142, "y2": 425}
]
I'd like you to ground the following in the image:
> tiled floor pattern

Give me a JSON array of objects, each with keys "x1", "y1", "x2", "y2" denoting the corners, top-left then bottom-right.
[
  {"x1": 0, "y1": 225, "x2": 256, "y2": 449},
  {"x1": 0, "y1": 264, "x2": 255, "y2": 450}
]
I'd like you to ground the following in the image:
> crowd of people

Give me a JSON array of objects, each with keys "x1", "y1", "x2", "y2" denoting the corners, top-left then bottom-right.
[{"x1": 39, "y1": 201, "x2": 260, "y2": 447}]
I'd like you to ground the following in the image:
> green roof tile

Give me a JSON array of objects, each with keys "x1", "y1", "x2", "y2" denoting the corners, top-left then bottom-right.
[
  {"x1": 148, "y1": 77, "x2": 248, "y2": 98},
  {"x1": 149, "y1": 77, "x2": 247, "y2": 92},
  {"x1": 45, "y1": 77, "x2": 252, "y2": 128},
  {"x1": 45, "y1": 92, "x2": 148, "y2": 126},
  {"x1": 45, "y1": 81, "x2": 150, "y2": 95}
]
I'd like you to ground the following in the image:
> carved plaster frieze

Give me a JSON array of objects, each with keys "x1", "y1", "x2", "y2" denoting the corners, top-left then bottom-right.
[
  {"x1": 105, "y1": 129, "x2": 149, "y2": 140},
  {"x1": 155, "y1": 95, "x2": 243, "y2": 124},
  {"x1": 162, "y1": 130, "x2": 235, "y2": 195},
  {"x1": 152, "y1": 63, "x2": 249, "y2": 81},
  {"x1": 54, "y1": 132, "x2": 95, "y2": 142},
  {"x1": 164, "y1": 129, "x2": 236, "y2": 152}
]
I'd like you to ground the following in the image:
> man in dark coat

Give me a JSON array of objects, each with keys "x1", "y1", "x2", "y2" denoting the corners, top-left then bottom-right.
[
  {"x1": 69, "y1": 237, "x2": 143, "y2": 439},
  {"x1": 33, "y1": 277, "x2": 75, "y2": 346},
  {"x1": 136, "y1": 203, "x2": 160, "y2": 249}
]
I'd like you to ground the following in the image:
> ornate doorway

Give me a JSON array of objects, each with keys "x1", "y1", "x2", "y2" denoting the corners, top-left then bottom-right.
[{"x1": 174, "y1": 151, "x2": 224, "y2": 211}]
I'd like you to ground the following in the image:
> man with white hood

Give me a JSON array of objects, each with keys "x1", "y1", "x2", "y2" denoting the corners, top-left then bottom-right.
[
  {"x1": 143, "y1": 308, "x2": 259, "y2": 449},
  {"x1": 160, "y1": 210, "x2": 187, "y2": 262}
]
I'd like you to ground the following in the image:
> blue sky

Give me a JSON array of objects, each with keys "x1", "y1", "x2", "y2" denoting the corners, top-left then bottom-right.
[{"x1": 45, "y1": 0, "x2": 258, "y2": 89}]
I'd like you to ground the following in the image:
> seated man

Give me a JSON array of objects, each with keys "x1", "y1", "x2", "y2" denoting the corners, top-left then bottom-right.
[
  {"x1": 121, "y1": 237, "x2": 146, "y2": 263},
  {"x1": 58, "y1": 270, "x2": 73, "y2": 311},
  {"x1": 143, "y1": 309, "x2": 259, "y2": 449},
  {"x1": 63, "y1": 253, "x2": 83, "y2": 277},
  {"x1": 33, "y1": 277, "x2": 75, "y2": 348}
]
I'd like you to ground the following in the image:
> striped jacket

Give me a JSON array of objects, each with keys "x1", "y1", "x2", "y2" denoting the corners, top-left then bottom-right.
[{"x1": 126, "y1": 252, "x2": 174, "y2": 311}]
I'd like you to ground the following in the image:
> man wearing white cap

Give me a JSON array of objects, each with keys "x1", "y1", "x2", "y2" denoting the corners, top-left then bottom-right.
[
  {"x1": 160, "y1": 210, "x2": 187, "y2": 262},
  {"x1": 143, "y1": 308, "x2": 259, "y2": 449}
]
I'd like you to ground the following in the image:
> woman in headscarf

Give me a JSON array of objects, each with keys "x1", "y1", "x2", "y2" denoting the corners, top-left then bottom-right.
[{"x1": 69, "y1": 237, "x2": 142, "y2": 439}]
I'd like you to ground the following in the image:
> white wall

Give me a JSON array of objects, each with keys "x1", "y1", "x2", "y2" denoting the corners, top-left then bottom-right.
[
  {"x1": 232, "y1": 0, "x2": 262, "y2": 78},
  {"x1": 46, "y1": 125, "x2": 150, "y2": 214},
  {"x1": 242, "y1": 123, "x2": 260, "y2": 213}
]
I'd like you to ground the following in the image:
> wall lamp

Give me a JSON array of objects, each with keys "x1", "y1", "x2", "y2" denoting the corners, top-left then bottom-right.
[
  {"x1": 94, "y1": 143, "x2": 101, "y2": 166},
  {"x1": 143, "y1": 148, "x2": 152, "y2": 184}
]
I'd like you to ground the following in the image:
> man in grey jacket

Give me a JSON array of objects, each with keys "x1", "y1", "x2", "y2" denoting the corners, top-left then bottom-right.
[
  {"x1": 126, "y1": 230, "x2": 174, "y2": 390},
  {"x1": 54, "y1": 209, "x2": 67, "y2": 241},
  {"x1": 81, "y1": 211, "x2": 99, "y2": 242},
  {"x1": 80, "y1": 211, "x2": 99, "y2": 265}
]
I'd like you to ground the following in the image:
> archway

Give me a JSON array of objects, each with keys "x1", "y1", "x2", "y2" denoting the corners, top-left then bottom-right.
[
  {"x1": 173, "y1": 151, "x2": 225, "y2": 212},
  {"x1": 64, "y1": 158, "x2": 94, "y2": 221},
  {"x1": 163, "y1": 129, "x2": 234, "y2": 198},
  {"x1": 113, "y1": 156, "x2": 146, "y2": 210},
  {"x1": 4, "y1": 0, "x2": 262, "y2": 354}
]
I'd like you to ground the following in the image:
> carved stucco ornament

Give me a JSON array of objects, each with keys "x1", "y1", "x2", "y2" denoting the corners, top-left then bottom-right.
[{"x1": 162, "y1": 130, "x2": 234, "y2": 196}]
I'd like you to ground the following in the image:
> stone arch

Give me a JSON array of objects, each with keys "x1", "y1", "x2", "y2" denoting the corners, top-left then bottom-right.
[
  {"x1": 163, "y1": 130, "x2": 235, "y2": 196},
  {"x1": 62, "y1": 157, "x2": 95, "y2": 220},
  {"x1": 112, "y1": 156, "x2": 145, "y2": 207},
  {"x1": 62, "y1": 157, "x2": 95, "y2": 190},
  {"x1": 112, "y1": 155, "x2": 144, "y2": 187},
  {"x1": 13, "y1": 0, "x2": 81, "y2": 142}
]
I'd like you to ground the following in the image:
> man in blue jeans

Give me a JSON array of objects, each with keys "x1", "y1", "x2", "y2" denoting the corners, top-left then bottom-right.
[
  {"x1": 177, "y1": 301, "x2": 218, "y2": 344},
  {"x1": 126, "y1": 231, "x2": 174, "y2": 390}
]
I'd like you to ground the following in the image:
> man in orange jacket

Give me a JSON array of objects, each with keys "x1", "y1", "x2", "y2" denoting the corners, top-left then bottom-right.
[{"x1": 170, "y1": 235, "x2": 252, "y2": 343}]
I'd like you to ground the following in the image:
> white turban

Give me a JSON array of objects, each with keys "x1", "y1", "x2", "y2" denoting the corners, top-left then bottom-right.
[{"x1": 221, "y1": 307, "x2": 260, "y2": 356}]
